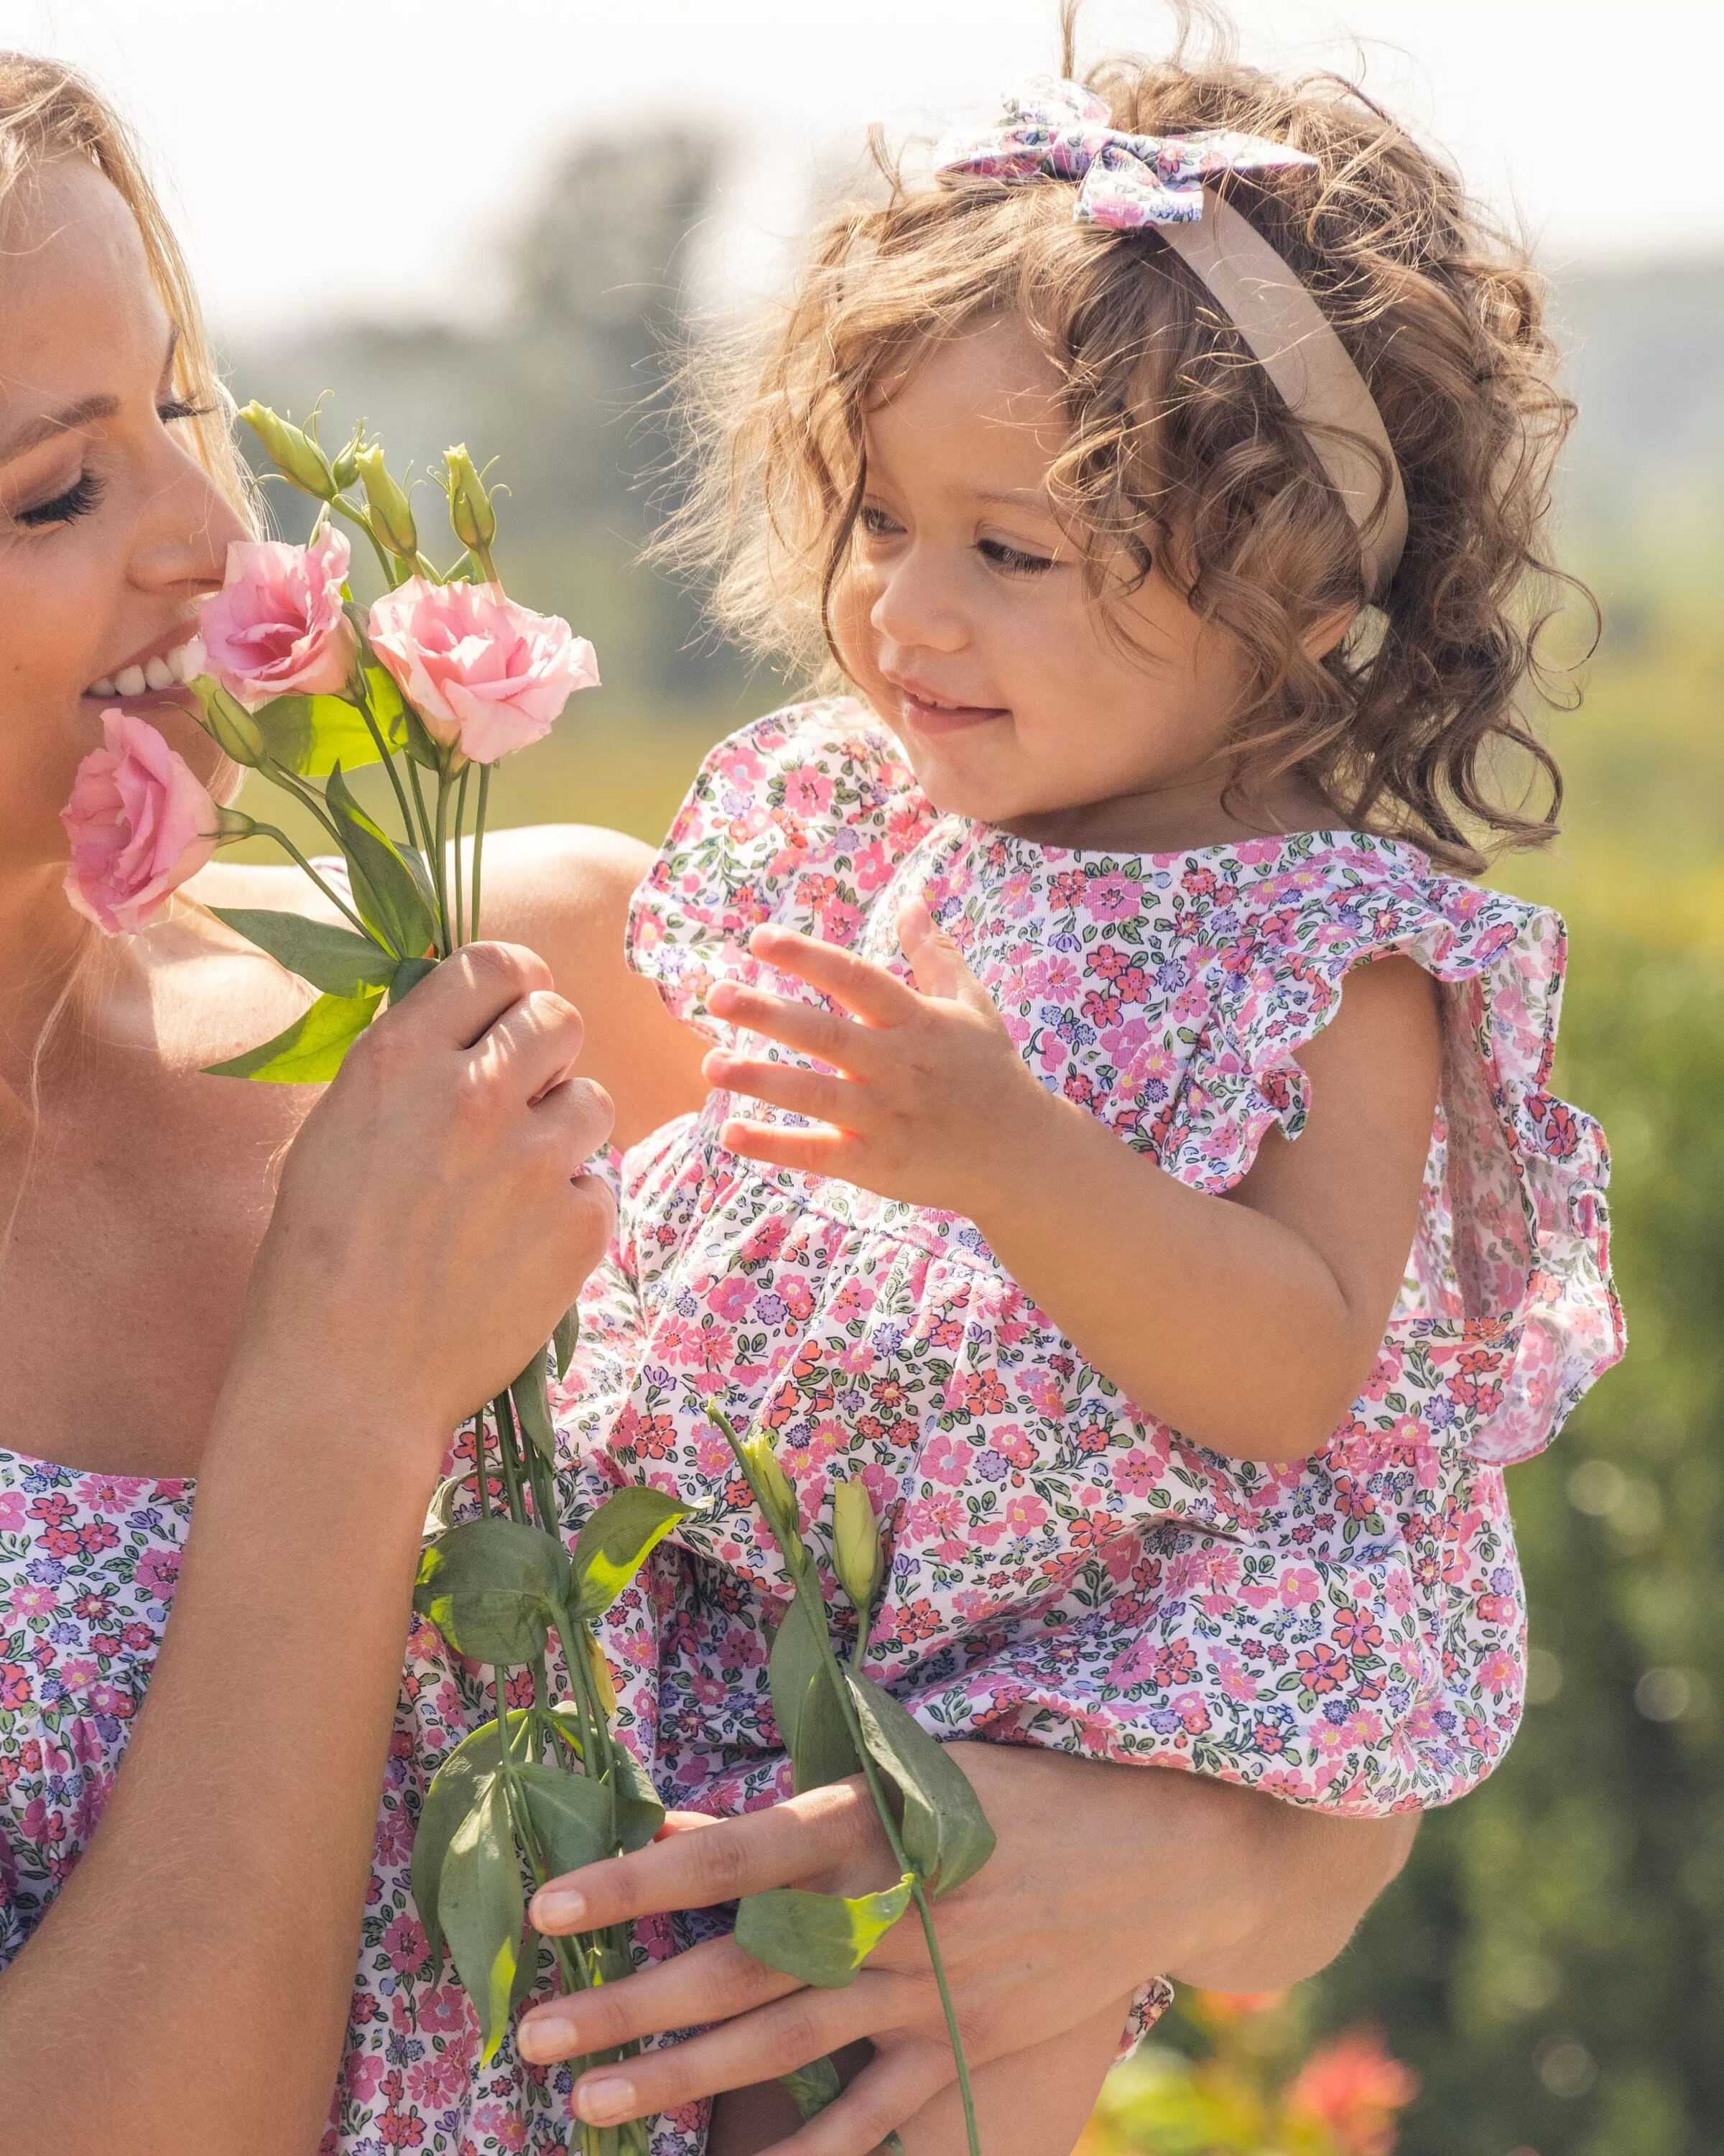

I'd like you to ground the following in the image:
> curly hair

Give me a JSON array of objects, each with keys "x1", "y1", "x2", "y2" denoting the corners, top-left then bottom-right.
[{"x1": 660, "y1": 5, "x2": 1585, "y2": 870}]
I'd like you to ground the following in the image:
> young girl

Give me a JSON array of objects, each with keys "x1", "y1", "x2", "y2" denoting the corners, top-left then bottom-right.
[{"x1": 522, "y1": 35, "x2": 1625, "y2": 2152}]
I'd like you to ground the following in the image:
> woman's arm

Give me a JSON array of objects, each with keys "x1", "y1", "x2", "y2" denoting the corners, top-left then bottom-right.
[
  {"x1": 702, "y1": 912, "x2": 1440, "y2": 1460},
  {"x1": 0, "y1": 944, "x2": 616, "y2": 2156},
  {"x1": 514, "y1": 1743, "x2": 1417, "y2": 2156}
]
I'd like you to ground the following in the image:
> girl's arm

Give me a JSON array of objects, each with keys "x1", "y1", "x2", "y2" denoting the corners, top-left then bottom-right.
[
  {"x1": 0, "y1": 945, "x2": 616, "y2": 2156},
  {"x1": 700, "y1": 907, "x2": 1440, "y2": 1461},
  {"x1": 514, "y1": 1744, "x2": 1417, "y2": 2156}
]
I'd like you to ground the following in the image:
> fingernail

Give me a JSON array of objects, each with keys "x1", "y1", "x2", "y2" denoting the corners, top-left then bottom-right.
[
  {"x1": 516, "y1": 2012, "x2": 576, "y2": 2064},
  {"x1": 532, "y1": 1887, "x2": 586, "y2": 1930},
  {"x1": 577, "y1": 2075, "x2": 637, "y2": 2125}
]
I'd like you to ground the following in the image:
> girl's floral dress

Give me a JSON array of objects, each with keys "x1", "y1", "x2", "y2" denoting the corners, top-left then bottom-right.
[{"x1": 555, "y1": 695, "x2": 1624, "y2": 1877}]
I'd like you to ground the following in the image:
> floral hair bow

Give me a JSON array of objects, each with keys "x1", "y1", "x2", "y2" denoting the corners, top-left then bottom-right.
[{"x1": 934, "y1": 76, "x2": 1316, "y2": 228}]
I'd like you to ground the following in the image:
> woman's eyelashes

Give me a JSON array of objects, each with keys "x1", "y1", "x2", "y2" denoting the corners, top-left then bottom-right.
[{"x1": 14, "y1": 470, "x2": 105, "y2": 529}]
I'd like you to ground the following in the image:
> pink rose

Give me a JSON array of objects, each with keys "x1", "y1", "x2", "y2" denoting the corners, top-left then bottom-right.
[
  {"x1": 366, "y1": 578, "x2": 598, "y2": 764},
  {"x1": 190, "y1": 527, "x2": 356, "y2": 708},
  {"x1": 62, "y1": 712, "x2": 220, "y2": 933}
]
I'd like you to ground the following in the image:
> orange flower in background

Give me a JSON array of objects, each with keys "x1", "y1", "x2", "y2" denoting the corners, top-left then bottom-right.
[{"x1": 1285, "y1": 2027, "x2": 1420, "y2": 2156}]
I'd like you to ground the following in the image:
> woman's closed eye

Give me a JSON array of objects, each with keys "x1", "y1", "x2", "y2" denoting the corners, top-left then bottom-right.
[{"x1": 14, "y1": 470, "x2": 105, "y2": 528}]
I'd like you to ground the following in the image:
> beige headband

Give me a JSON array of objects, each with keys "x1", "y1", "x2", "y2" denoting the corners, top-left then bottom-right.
[{"x1": 1157, "y1": 191, "x2": 1409, "y2": 596}]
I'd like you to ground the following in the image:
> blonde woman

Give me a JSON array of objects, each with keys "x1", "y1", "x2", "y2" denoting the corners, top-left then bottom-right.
[{"x1": 0, "y1": 55, "x2": 1413, "y2": 2156}]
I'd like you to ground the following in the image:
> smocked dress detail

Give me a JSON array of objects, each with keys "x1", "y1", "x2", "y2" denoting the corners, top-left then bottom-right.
[{"x1": 555, "y1": 698, "x2": 1623, "y2": 1847}]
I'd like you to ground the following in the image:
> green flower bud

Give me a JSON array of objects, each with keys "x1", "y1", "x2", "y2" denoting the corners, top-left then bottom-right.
[
  {"x1": 742, "y1": 1430, "x2": 802, "y2": 1547},
  {"x1": 240, "y1": 402, "x2": 336, "y2": 500},
  {"x1": 213, "y1": 805, "x2": 258, "y2": 841},
  {"x1": 585, "y1": 1630, "x2": 619, "y2": 1717},
  {"x1": 832, "y1": 1476, "x2": 883, "y2": 1616},
  {"x1": 355, "y1": 443, "x2": 419, "y2": 559},
  {"x1": 189, "y1": 675, "x2": 267, "y2": 767},
  {"x1": 330, "y1": 427, "x2": 364, "y2": 492},
  {"x1": 443, "y1": 443, "x2": 497, "y2": 555}
]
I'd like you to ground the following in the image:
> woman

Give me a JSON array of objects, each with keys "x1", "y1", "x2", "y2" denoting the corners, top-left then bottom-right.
[{"x1": 0, "y1": 55, "x2": 1414, "y2": 2156}]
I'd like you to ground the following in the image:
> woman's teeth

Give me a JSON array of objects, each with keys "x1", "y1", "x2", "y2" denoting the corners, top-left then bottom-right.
[{"x1": 85, "y1": 641, "x2": 196, "y2": 700}]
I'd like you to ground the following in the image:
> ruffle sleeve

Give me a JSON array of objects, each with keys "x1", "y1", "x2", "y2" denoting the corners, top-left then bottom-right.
[
  {"x1": 1151, "y1": 836, "x2": 1623, "y2": 1467},
  {"x1": 626, "y1": 699, "x2": 935, "y2": 1038}
]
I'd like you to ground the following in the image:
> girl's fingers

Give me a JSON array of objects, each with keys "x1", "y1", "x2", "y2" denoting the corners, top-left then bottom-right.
[
  {"x1": 704, "y1": 1055, "x2": 875, "y2": 1133},
  {"x1": 527, "y1": 1778, "x2": 887, "y2": 1935},
  {"x1": 748, "y1": 925, "x2": 919, "y2": 1028},
  {"x1": 517, "y1": 1935, "x2": 797, "y2": 2063},
  {"x1": 566, "y1": 1978, "x2": 914, "y2": 2128},
  {"x1": 720, "y1": 1119, "x2": 857, "y2": 1177},
  {"x1": 706, "y1": 981, "x2": 888, "y2": 1076},
  {"x1": 897, "y1": 897, "x2": 993, "y2": 1015},
  {"x1": 761, "y1": 2037, "x2": 956, "y2": 2156}
]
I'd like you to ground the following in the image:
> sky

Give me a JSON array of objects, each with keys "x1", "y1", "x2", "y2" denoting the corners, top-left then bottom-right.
[{"x1": 12, "y1": 0, "x2": 1724, "y2": 339}]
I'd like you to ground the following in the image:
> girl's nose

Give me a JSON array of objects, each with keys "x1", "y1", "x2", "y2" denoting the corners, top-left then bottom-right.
[{"x1": 869, "y1": 547, "x2": 970, "y2": 657}]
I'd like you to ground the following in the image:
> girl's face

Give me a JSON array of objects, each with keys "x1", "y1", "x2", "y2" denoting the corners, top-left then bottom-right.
[
  {"x1": 0, "y1": 157, "x2": 244, "y2": 879},
  {"x1": 831, "y1": 312, "x2": 1299, "y2": 850}
]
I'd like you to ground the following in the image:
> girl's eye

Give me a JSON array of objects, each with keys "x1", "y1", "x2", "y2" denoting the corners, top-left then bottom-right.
[
  {"x1": 978, "y1": 536, "x2": 1056, "y2": 576},
  {"x1": 14, "y1": 471, "x2": 105, "y2": 529},
  {"x1": 858, "y1": 505, "x2": 903, "y2": 540}
]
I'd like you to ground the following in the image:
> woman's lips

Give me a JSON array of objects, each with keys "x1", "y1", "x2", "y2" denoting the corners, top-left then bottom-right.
[{"x1": 897, "y1": 689, "x2": 1009, "y2": 736}]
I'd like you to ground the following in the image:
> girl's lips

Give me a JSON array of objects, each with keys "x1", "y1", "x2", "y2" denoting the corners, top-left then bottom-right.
[{"x1": 897, "y1": 689, "x2": 1009, "y2": 736}]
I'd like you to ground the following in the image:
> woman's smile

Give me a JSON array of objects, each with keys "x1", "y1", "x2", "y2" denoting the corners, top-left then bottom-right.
[{"x1": 83, "y1": 626, "x2": 202, "y2": 705}]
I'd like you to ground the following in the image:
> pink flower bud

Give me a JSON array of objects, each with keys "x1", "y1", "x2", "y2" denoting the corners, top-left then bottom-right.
[
  {"x1": 61, "y1": 711, "x2": 221, "y2": 934},
  {"x1": 366, "y1": 577, "x2": 598, "y2": 766},
  {"x1": 191, "y1": 526, "x2": 358, "y2": 711}
]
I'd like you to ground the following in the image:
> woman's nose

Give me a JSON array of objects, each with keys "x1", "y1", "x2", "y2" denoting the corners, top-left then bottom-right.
[
  {"x1": 128, "y1": 438, "x2": 248, "y2": 598},
  {"x1": 869, "y1": 547, "x2": 969, "y2": 657}
]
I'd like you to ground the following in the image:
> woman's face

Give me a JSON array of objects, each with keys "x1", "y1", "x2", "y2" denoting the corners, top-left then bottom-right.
[{"x1": 0, "y1": 157, "x2": 245, "y2": 876}]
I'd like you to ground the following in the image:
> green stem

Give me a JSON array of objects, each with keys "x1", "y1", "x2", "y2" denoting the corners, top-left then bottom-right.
[
  {"x1": 473, "y1": 1410, "x2": 492, "y2": 1522},
  {"x1": 259, "y1": 761, "x2": 344, "y2": 848},
  {"x1": 474, "y1": 540, "x2": 499, "y2": 584},
  {"x1": 244, "y1": 823, "x2": 369, "y2": 936},
  {"x1": 491, "y1": 1392, "x2": 527, "y2": 1526},
  {"x1": 551, "y1": 1607, "x2": 605, "y2": 1781},
  {"x1": 351, "y1": 669, "x2": 422, "y2": 853},
  {"x1": 453, "y1": 764, "x2": 471, "y2": 947},
  {"x1": 433, "y1": 772, "x2": 454, "y2": 959},
  {"x1": 406, "y1": 756, "x2": 438, "y2": 898},
  {"x1": 471, "y1": 763, "x2": 492, "y2": 941},
  {"x1": 328, "y1": 495, "x2": 397, "y2": 585}
]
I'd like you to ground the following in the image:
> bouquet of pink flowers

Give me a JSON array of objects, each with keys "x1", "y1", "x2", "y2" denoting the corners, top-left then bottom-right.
[{"x1": 60, "y1": 407, "x2": 691, "y2": 2155}]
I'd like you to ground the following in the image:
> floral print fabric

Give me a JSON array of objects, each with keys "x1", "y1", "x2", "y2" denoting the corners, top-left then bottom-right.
[{"x1": 556, "y1": 698, "x2": 1623, "y2": 1844}]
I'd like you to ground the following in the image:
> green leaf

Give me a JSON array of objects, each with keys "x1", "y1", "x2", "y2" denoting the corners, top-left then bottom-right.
[
  {"x1": 207, "y1": 906, "x2": 397, "y2": 997},
  {"x1": 608, "y1": 1742, "x2": 667, "y2": 1853},
  {"x1": 201, "y1": 986, "x2": 384, "y2": 1082},
  {"x1": 769, "y1": 1591, "x2": 862, "y2": 1794},
  {"x1": 779, "y1": 2056, "x2": 843, "y2": 2124},
  {"x1": 414, "y1": 1517, "x2": 573, "y2": 1667},
  {"x1": 570, "y1": 1486, "x2": 697, "y2": 1620},
  {"x1": 325, "y1": 762, "x2": 438, "y2": 959},
  {"x1": 845, "y1": 1675, "x2": 996, "y2": 1897},
  {"x1": 510, "y1": 1925, "x2": 546, "y2": 2015},
  {"x1": 553, "y1": 1302, "x2": 581, "y2": 1382},
  {"x1": 412, "y1": 1709, "x2": 532, "y2": 1972},
  {"x1": 390, "y1": 955, "x2": 439, "y2": 1004},
  {"x1": 514, "y1": 1758, "x2": 616, "y2": 1878},
  {"x1": 438, "y1": 1772, "x2": 524, "y2": 2063},
  {"x1": 510, "y1": 1350, "x2": 557, "y2": 1466},
  {"x1": 733, "y1": 1873, "x2": 914, "y2": 1989},
  {"x1": 254, "y1": 689, "x2": 401, "y2": 776}
]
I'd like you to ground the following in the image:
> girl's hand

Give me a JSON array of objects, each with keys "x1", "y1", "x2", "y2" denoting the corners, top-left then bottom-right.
[
  {"x1": 514, "y1": 1744, "x2": 1417, "y2": 2156},
  {"x1": 237, "y1": 940, "x2": 616, "y2": 1456},
  {"x1": 702, "y1": 902, "x2": 1055, "y2": 1218}
]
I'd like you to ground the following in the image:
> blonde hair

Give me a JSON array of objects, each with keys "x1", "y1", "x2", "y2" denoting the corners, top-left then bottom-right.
[
  {"x1": 662, "y1": 6, "x2": 1585, "y2": 871},
  {"x1": 0, "y1": 50, "x2": 251, "y2": 521}
]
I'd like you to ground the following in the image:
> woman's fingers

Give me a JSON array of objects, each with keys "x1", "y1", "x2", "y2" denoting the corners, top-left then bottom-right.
[
  {"x1": 565, "y1": 1975, "x2": 922, "y2": 2129},
  {"x1": 747, "y1": 926, "x2": 920, "y2": 1028},
  {"x1": 389, "y1": 938, "x2": 557, "y2": 1050},
  {"x1": 529, "y1": 1780, "x2": 888, "y2": 1934},
  {"x1": 761, "y1": 2038, "x2": 955, "y2": 2156},
  {"x1": 519, "y1": 1935, "x2": 798, "y2": 2063}
]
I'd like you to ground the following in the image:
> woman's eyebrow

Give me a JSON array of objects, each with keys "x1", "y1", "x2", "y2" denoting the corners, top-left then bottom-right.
[{"x1": 0, "y1": 394, "x2": 121, "y2": 467}]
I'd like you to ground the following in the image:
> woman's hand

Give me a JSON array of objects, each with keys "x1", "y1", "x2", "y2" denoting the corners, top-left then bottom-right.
[
  {"x1": 702, "y1": 903, "x2": 1054, "y2": 1218},
  {"x1": 514, "y1": 1744, "x2": 1417, "y2": 2156},
  {"x1": 237, "y1": 938, "x2": 616, "y2": 1456}
]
